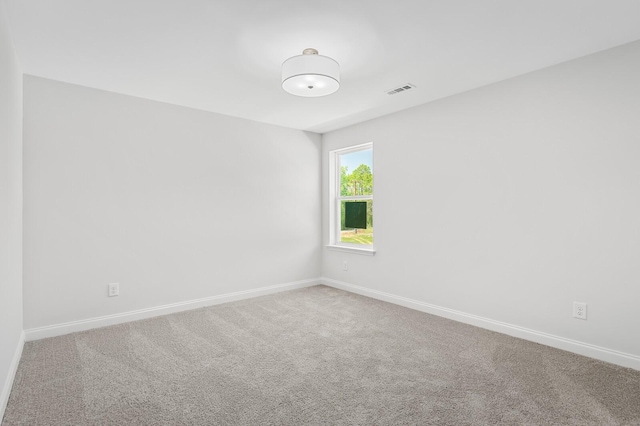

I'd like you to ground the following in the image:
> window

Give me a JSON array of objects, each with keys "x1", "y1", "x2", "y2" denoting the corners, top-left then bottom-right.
[{"x1": 329, "y1": 143, "x2": 374, "y2": 253}]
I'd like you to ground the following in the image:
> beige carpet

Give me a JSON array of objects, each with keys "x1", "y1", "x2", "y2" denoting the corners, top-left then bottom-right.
[{"x1": 3, "y1": 285, "x2": 640, "y2": 425}]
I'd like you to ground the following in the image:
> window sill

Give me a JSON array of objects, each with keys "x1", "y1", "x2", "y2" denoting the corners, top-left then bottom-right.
[{"x1": 325, "y1": 245, "x2": 376, "y2": 256}]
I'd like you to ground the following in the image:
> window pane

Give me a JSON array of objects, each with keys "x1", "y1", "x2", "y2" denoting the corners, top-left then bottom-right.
[
  {"x1": 340, "y1": 149, "x2": 373, "y2": 196},
  {"x1": 340, "y1": 200, "x2": 373, "y2": 245}
]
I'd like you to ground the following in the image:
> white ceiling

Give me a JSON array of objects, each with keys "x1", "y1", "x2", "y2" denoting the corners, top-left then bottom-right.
[{"x1": 6, "y1": 0, "x2": 640, "y2": 133}]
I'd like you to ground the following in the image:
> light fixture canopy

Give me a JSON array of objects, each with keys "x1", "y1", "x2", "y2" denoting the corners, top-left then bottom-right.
[{"x1": 282, "y1": 48, "x2": 340, "y2": 97}]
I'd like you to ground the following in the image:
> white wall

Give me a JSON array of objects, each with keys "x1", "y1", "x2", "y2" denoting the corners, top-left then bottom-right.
[
  {"x1": 0, "y1": 0, "x2": 23, "y2": 415},
  {"x1": 23, "y1": 76, "x2": 321, "y2": 329},
  {"x1": 322, "y1": 40, "x2": 640, "y2": 361}
]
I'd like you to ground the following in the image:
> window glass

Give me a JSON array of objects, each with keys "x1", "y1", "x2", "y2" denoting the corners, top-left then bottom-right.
[
  {"x1": 336, "y1": 146, "x2": 373, "y2": 246},
  {"x1": 340, "y1": 200, "x2": 373, "y2": 245},
  {"x1": 339, "y1": 149, "x2": 373, "y2": 196}
]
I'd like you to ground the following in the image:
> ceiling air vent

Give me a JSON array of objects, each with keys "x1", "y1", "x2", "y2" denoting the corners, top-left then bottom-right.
[{"x1": 386, "y1": 83, "x2": 416, "y2": 95}]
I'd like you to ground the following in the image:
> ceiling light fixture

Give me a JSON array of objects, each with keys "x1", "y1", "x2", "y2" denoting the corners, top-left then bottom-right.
[{"x1": 281, "y1": 48, "x2": 340, "y2": 97}]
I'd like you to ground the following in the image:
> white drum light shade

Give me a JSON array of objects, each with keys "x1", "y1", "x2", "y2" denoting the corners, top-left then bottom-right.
[{"x1": 282, "y1": 48, "x2": 340, "y2": 97}]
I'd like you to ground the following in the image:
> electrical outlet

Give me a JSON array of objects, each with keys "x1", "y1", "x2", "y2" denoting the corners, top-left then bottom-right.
[
  {"x1": 108, "y1": 283, "x2": 119, "y2": 297},
  {"x1": 573, "y1": 302, "x2": 587, "y2": 320},
  {"x1": 342, "y1": 260, "x2": 348, "y2": 271}
]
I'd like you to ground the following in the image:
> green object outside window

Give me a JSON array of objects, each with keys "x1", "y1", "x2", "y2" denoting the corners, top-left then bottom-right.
[{"x1": 344, "y1": 202, "x2": 367, "y2": 229}]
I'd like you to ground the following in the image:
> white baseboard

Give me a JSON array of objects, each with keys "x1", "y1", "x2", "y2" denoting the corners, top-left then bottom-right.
[
  {"x1": 321, "y1": 277, "x2": 640, "y2": 371},
  {"x1": 0, "y1": 330, "x2": 25, "y2": 422},
  {"x1": 24, "y1": 278, "x2": 321, "y2": 342}
]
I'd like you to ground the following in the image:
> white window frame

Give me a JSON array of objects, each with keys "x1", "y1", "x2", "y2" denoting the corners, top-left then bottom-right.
[{"x1": 327, "y1": 142, "x2": 375, "y2": 256}]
